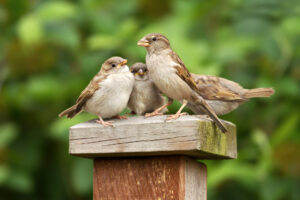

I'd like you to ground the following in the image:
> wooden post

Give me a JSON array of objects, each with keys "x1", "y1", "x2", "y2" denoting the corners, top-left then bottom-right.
[{"x1": 69, "y1": 115, "x2": 237, "y2": 200}]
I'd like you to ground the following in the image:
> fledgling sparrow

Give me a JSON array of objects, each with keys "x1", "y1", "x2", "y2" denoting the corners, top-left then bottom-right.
[
  {"x1": 127, "y1": 62, "x2": 167, "y2": 116},
  {"x1": 138, "y1": 33, "x2": 227, "y2": 133},
  {"x1": 59, "y1": 56, "x2": 134, "y2": 127},
  {"x1": 187, "y1": 74, "x2": 275, "y2": 115}
]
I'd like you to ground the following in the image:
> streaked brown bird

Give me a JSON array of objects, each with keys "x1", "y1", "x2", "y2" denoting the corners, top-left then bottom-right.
[
  {"x1": 128, "y1": 63, "x2": 167, "y2": 116},
  {"x1": 187, "y1": 74, "x2": 275, "y2": 115},
  {"x1": 138, "y1": 33, "x2": 227, "y2": 133},
  {"x1": 59, "y1": 56, "x2": 134, "y2": 127}
]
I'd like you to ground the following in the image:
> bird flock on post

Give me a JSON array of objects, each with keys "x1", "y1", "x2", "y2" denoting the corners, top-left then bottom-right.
[{"x1": 59, "y1": 33, "x2": 275, "y2": 133}]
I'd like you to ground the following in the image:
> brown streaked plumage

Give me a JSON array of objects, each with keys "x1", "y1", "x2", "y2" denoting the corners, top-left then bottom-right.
[
  {"x1": 127, "y1": 63, "x2": 167, "y2": 115},
  {"x1": 138, "y1": 33, "x2": 227, "y2": 133},
  {"x1": 187, "y1": 74, "x2": 275, "y2": 115},
  {"x1": 59, "y1": 56, "x2": 134, "y2": 126}
]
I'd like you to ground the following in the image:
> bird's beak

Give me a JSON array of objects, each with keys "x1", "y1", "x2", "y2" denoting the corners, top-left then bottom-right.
[
  {"x1": 137, "y1": 38, "x2": 150, "y2": 47},
  {"x1": 136, "y1": 69, "x2": 145, "y2": 76},
  {"x1": 117, "y1": 59, "x2": 127, "y2": 68}
]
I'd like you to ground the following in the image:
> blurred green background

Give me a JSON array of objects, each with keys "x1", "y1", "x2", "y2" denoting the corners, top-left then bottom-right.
[{"x1": 0, "y1": 0, "x2": 300, "y2": 199}]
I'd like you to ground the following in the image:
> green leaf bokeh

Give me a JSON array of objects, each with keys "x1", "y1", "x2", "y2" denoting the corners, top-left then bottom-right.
[{"x1": 1, "y1": 0, "x2": 300, "y2": 199}]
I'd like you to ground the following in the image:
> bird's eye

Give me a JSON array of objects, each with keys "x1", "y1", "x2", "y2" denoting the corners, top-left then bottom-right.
[
  {"x1": 152, "y1": 37, "x2": 157, "y2": 41},
  {"x1": 112, "y1": 64, "x2": 116, "y2": 68}
]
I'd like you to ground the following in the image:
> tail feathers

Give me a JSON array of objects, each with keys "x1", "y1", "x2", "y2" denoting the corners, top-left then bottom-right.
[
  {"x1": 200, "y1": 104, "x2": 228, "y2": 133},
  {"x1": 244, "y1": 88, "x2": 275, "y2": 98},
  {"x1": 58, "y1": 104, "x2": 80, "y2": 118},
  {"x1": 192, "y1": 95, "x2": 227, "y2": 133}
]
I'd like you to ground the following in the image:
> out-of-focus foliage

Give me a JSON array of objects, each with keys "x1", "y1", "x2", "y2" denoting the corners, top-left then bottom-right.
[{"x1": 0, "y1": 0, "x2": 299, "y2": 199}]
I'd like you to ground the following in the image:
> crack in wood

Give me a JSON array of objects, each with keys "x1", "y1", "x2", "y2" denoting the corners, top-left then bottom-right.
[
  {"x1": 73, "y1": 135, "x2": 136, "y2": 144},
  {"x1": 100, "y1": 135, "x2": 195, "y2": 147},
  {"x1": 70, "y1": 136, "x2": 100, "y2": 141}
]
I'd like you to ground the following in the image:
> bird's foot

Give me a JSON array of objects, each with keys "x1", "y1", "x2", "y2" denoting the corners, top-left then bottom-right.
[
  {"x1": 96, "y1": 120, "x2": 114, "y2": 127},
  {"x1": 114, "y1": 114, "x2": 128, "y2": 120},
  {"x1": 165, "y1": 112, "x2": 188, "y2": 121},
  {"x1": 144, "y1": 110, "x2": 163, "y2": 118}
]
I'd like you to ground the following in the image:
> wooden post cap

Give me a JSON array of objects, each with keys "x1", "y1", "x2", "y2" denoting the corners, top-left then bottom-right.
[{"x1": 69, "y1": 115, "x2": 237, "y2": 159}]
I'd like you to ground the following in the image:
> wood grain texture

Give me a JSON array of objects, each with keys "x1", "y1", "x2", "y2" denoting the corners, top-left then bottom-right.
[
  {"x1": 93, "y1": 156, "x2": 206, "y2": 200},
  {"x1": 69, "y1": 115, "x2": 237, "y2": 159},
  {"x1": 185, "y1": 158, "x2": 207, "y2": 200}
]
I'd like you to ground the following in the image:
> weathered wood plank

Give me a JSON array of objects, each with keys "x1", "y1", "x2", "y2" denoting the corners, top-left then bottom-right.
[
  {"x1": 93, "y1": 156, "x2": 206, "y2": 200},
  {"x1": 69, "y1": 115, "x2": 237, "y2": 159},
  {"x1": 185, "y1": 158, "x2": 207, "y2": 200}
]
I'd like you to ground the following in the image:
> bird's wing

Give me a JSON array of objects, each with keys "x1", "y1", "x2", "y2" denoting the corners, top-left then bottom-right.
[
  {"x1": 170, "y1": 51, "x2": 243, "y2": 102},
  {"x1": 75, "y1": 74, "x2": 108, "y2": 112},
  {"x1": 169, "y1": 51, "x2": 199, "y2": 91},
  {"x1": 191, "y1": 74, "x2": 245, "y2": 102}
]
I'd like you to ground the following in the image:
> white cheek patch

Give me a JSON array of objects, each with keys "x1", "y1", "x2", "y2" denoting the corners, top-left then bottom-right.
[{"x1": 119, "y1": 65, "x2": 129, "y2": 73}]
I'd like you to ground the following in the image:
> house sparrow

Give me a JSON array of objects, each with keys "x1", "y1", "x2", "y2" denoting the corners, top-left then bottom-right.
[
  {"x1": 187, "y1": 74, "x2": 275, "y2": 115},
  {"x1": 59, "y1": 56, "x2": 134, "y2": 126},
  {"x1": 127, "y1": 62, "x2": 167, "y2": 116},
  {"x1": 138, "y1": 33, "x2": 227, "y2": 133}
]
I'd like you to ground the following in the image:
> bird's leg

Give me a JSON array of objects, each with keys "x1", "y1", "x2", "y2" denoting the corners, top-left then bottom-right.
[
  {"x1": 166, "y1": 100, "x2": 188, "y2": 121},
  {"x1": 145, "y1": 98, "x2": 173, "y2": 118},
  {"x1": 96, "y1": 115, "x2": 114, "y2": 127},
  {"x1": 144, "y1": 106, "x2": 166, "y2": 117},
  {"x1": 114, "y1": 114, "x2": 128, "y2": 120}
]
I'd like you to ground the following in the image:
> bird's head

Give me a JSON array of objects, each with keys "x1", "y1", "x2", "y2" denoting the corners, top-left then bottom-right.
[
  {"x1": 130, "y1": 63, "x2": 149, "y2": 81},
  {"x1": 101, "y1": 56, "x2": 129, "y2": 74},
  {"x1": 137, "y1": 33, "x2": 170, "y2": 53}
]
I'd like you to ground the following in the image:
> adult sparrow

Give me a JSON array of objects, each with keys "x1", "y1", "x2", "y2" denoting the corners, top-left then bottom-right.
[
  {"x1": 187, "y1": 74, "x2": 275, "y2": 115},
  {"x1": 59, "y1": 56, "x2": 134, "y2": 126},
  {"x1": 138, "y1": 33, "x2": 227, "y2": 133},
  {"x1": 127, "y1": 62, "x2": 167, "y2": 115}
]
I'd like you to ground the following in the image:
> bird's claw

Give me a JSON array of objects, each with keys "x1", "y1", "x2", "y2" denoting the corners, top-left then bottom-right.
[
  {"x1": 165, "y1": 112, "x2": 188, "y2": 121},
  {"x1": 96, "y1": 120, "x2": 114, "y2": 127},
  {"x1": 144, "y1": 111, "x2": 163, "y2": 118}
]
